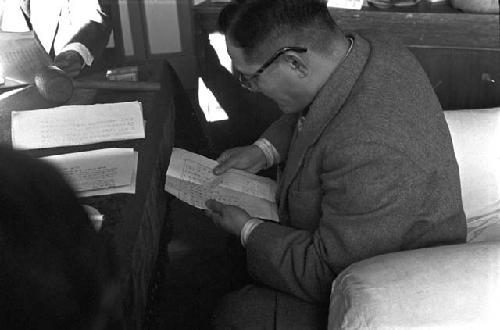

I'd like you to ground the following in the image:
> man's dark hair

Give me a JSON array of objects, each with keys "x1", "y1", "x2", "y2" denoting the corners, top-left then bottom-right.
[
  {"x1": 0, "y1": 147, "x2": 120, "y2": 330},
  {"x1": 218, "y1": 0, "x2": 339, "y2": 61}
]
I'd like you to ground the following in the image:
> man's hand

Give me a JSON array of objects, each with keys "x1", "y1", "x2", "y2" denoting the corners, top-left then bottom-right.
[
  {"x1": 205, "y1": 199, "x2": 250, "y2": 236},
  {"x1": 54, "y1": 50, "x2": 84, "y2": 78},
  {"x1": 213, "y1": 145, "x2": 267, "y2": 175}
]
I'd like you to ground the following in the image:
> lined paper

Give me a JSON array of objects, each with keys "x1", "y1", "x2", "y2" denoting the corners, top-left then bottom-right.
[
  {"x1": 41, "y1": 148, "x2": 138, "y2": 197},
  {"x1": 0, "y1": 31, "x2": 51, "y2": 86},
  {"x1": 12, "y1": 101, "x2": 145, "y2": 149},
  {"x1": 165, "y1": 148, "x2": 279, "y2": 221}
]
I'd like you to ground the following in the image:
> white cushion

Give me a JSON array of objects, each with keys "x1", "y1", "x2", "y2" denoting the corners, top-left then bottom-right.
[
  {"x1": 328, "y1": 241, "x2": 500, "y2": 330},
  {"x1": 444, "y1": 108, "x2": 500, "y2": 220},
  {"x1": 467, "y1": 209, "x2": 500, "y2": 243}
]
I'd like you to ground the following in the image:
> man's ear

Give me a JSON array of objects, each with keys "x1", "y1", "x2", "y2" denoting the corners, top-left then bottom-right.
[{"x1": 283, "y1": 53, "x2": 308, "y2": 77}]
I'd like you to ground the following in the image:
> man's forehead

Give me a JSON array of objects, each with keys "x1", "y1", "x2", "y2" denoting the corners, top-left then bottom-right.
[
  {"x1": 225, "y1": 39, "x2": 243, "y2": 62},
  {"x1": 225, "y1": 37, "x2": 254, "y2": 72}
]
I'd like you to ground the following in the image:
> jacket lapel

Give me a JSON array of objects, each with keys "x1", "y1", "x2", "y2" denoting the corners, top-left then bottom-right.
[{"x1": 277, "y1": 33, "x2": 371, "y2": 223}]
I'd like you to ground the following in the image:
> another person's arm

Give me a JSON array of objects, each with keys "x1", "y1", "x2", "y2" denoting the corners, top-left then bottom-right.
[{"x1": 54, "y1": 0, "x2": 111, "y2": 77}]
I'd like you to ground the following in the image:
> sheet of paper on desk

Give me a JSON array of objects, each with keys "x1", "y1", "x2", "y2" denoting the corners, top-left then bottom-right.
[
  {"x1": 165, "y1": 148, "x2": 279, "y2": 221},
  {"x1": 0, "y1": 31, "x2": 51, "y2": 86},
  {"x1": 41, "y1": 148, "x2": 138, "y2": 197},
  {"x1": 11, "y1": 101, "x2": 145, "y2": 149}
]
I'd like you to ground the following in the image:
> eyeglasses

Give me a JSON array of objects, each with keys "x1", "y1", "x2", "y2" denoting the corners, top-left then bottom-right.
[{"x1": 238, "y1": 46, "x2": 307, "y2": 91}]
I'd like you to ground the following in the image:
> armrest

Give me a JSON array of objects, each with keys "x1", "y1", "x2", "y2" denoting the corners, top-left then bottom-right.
[{"x1": 328, "y1": 241, "x2": 500, "y2": 329}]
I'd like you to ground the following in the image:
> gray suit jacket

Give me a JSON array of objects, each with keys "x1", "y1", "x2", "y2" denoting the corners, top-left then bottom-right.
[{"x1": 246, "y1": 32, "x2": 466, "y2": 303}]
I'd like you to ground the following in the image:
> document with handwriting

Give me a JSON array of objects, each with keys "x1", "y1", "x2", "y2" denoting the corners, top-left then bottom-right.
[
  {"x1": 41, "y1": 148, "x2": 138, "y2": 197},
  {"x1": 165, "y1": 148, "x2": 279, "y2": 221},
  {"x1": 0, "y1": 31, "x2": 52, "y2": 86},
  {"x1": 11, "y1": 101, "x2": 145, "y2": 149}
]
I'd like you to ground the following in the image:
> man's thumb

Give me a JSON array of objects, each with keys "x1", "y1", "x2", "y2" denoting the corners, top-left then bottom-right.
[{"x1": 213, "y1": 159, "x2": 234, "y2": 175}]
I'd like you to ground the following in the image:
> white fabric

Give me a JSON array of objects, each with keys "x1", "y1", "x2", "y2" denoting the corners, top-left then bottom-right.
[
  {"x1": 444, "y1": 108, "x2": 500, "y2": 219},
  {"x1": 328, "y1": 241, "x2": 500, "y2": 330},
  {"x1": 467, "y1": 208, "x2": 500, "y2": 243}
]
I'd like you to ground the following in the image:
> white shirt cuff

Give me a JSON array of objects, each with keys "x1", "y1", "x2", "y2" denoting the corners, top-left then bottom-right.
[
  {"x1": 240, "y1": 218, "x2": 264, "y2": 247},
  {"x1": 60, "y1": 42, "x2": 94, "y2": 67},
  {"x1": 253, "y1": 138, "x2": 280, "y2": 169}
]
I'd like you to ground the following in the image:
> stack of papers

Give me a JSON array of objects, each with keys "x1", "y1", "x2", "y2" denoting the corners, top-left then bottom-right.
[
  {"x1": 165, "y1": 148, "x2": 279, "y2": 221},
  {"x1": 11, "y1": 101, "x2": 145, "y2": 197},
  {"x1": 42, "y1": 148, "x2": 138, "y2": 197},
  {"x1": 11, "y1": 101, "x2": 145, "y2": 149},
  {"x1": 0, "y1": 31, "x2": 51, "y2": 87}
]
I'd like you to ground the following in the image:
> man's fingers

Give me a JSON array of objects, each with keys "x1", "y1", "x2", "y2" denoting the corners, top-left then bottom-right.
[
  {"x1": 54, "y1": 60, "x2": 81, "y2": 77},
  {"x1": 214, "y1": 151, "x2": 234, "y2": 175},
  {"x1": 64, "y1": 67, "x2": 81, "y2": 78},
  {"x1": 54, "y1": 60, "x2": 69, "y2": 68},
  {"x1": 214, "y1": 156, "x2": 236, "y2": 175},
  {"x1": 204, "y1": 208, "x2": 221, "y2": 224},
  {"x1": 216, "y1": 151, "x2": 231, "y2": 164},
  {"x1": 205, "y1": 199, "x2": 224, "y2": 213}
]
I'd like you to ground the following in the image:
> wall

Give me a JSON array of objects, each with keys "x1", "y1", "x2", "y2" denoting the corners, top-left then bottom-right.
[{"x1": 112, "y1": 0, "x2": 197, "y2": 90}]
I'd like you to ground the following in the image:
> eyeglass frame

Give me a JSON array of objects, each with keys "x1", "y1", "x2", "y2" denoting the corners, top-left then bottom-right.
[{"x1": 238, "y1": 46, "x2": 308, "y2": 91}]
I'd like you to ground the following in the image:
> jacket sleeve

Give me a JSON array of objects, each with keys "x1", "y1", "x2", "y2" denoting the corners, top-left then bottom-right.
[
  {"x1": 260, "y1": 114, "x2": 299, "y2": 163},
  {"x1": 245, "y1": 142, "x2": 465, "y2": 303},
  {"x1": 66, "y1": 0, "x2": 111, "y2": 58}
]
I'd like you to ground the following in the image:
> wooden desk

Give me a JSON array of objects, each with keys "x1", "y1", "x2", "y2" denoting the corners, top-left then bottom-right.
[{"x1": 0, "y1": 60, "x2": 177, "y2": 330}]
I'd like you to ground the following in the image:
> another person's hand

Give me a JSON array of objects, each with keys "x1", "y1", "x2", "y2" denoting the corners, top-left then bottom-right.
[
  {"x1": 205, "y1": 199, "x2": 250, "y2": 236},
  {"x1": 54, "y1": 50, "x2": 84, "y2": 78},
  {"x1": 213, "y1": 145, "x2": 267, "y2": 175}
]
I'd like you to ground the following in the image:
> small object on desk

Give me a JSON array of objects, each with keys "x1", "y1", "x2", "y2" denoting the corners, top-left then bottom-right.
[
  {"x1": 450, "y1": 0, "x2": 499, "y2": 13},
  {"x1": 82, "y1": 205, "x2": 105, "y2": 231},
  {"x1": 106, "y1": 66, "x2": 139, "y2": 81},
  {"x1": 34, "y1": 66, "x2": 161, "y2": 104},
  {"x1": 393, "y1": 0, "x2": 419, "y2": 7},
  {"x1": 327, "y1": 0, "x2": 364, "y2": 10},
  {"x1": 11, "y1": 101, "x2": 145, "y2": 150}
]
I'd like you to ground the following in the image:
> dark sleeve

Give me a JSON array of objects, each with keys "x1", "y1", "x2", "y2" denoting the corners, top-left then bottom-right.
[
  {"x1": 260, "y1": 114, "x2": 299, "y2": 163},
  {"x1": 66, "y1": 0, "x2": 111, "y2": 58}
]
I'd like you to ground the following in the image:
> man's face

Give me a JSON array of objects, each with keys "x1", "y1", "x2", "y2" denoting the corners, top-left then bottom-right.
[{"x1": 226, "y1": 37, "x2": 309, "y2": 114}]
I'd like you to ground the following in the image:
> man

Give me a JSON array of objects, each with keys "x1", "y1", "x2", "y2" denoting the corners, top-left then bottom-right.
[
  {"x1": 205, "y1": 0, "x2": 467, "y2": 328},
  {"x1": 0, "y1": 0, "x2": 111, "y2": 77}
]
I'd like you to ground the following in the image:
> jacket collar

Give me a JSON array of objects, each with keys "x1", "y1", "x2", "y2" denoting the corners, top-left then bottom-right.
[{"x1": 277, "y1": 32, "x2": 371, "y2": 219}]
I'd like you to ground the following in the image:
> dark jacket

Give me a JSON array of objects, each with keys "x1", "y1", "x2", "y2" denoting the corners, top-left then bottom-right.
[{"x1": 247, "y1": 32, "x2": 467, "y2": 303}]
